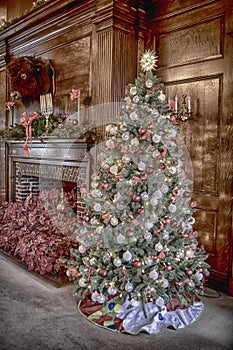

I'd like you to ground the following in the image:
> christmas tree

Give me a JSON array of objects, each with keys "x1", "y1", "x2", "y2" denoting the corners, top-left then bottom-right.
[{"x1": 66, "y1": 51, "x2": 210, "y2": 334}]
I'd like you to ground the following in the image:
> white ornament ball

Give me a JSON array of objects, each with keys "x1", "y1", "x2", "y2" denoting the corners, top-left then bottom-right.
[
  {"x1": 110, "y1": 217, "x2": 119, "y2": 226},
  {"x1": 94, "y1": 203, "x2": 102, "y2": 212},
  {"x1": 138, "y1": 161, "x2": 146, "y2": 171},
  {"x1": 123, "y1": 251, "x2": 132, "y2": 261},
  {"x1": 78, "y1": 277, "x2": 87, "y2": 287},
  {"x1": 168, "y1": 204, "x2": 177, "y2": 213},
  {"x1": 116, "y1": 234, "x2": 126, "y2": 244},
  {"x1": 156, "y1": 296, "x2": 165, "y2": 307},
  {"x1": 78, "y1": 245, "x2": 86, "y2": 254},
  {"x1": 108, "y1": 286, "x2": 117, "y2": 295},
  {"x1": 91, "y1": 291, "x2": 99, "y2": 302},
  {"x1": 125, "y1": 282, "x2": 134, "y2": 292},
  {"x1": 113, "y1": 257, "x2": 122, "y2": 267},
  {"x1": 97, "y1": 294, "x2": 106, "y2": 304},
  {"x1": 149, "y1": 270, "x2": 158, "y2": 280},
  {"x1": 154, "y1": 242, "x2": 163, "y2": 251}
]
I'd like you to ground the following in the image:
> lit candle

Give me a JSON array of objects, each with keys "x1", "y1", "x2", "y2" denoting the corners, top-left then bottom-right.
[
  {"x1": 187, "y1": 95, "x2": 191, "y2": 112},
  {"x1": 77, "y1": 95, "x2": 80, "y2": 124},
  {"x1": 174, "y1": 95, "x2": 178, "y2": 112}
]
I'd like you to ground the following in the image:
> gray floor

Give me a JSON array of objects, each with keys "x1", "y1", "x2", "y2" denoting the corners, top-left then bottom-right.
[{"x1": 0, "y1": 254, "x2": 233, "y2": 350}]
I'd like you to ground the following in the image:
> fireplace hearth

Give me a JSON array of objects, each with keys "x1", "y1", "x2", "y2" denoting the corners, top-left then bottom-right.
[{"x1": 5, "y1": 138, "x2": 95, "y2": 217}]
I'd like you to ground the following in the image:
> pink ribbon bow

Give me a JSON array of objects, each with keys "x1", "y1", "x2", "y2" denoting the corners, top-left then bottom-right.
[{"x1": 20, "y1": 112, "x2": 39, "y2": 157}]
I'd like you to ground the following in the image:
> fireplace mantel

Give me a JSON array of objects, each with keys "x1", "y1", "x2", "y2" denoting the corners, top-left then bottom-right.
[{"x1": 4, "y1": 138, "x2": 96, "y2": 207}]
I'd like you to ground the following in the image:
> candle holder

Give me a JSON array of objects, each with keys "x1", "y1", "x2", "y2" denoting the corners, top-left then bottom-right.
[{"x1": 174, "y1": 95, "x2": 192, "y2": 123}]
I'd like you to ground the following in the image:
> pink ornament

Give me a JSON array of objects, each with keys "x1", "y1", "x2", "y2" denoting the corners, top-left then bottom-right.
[
  {"x1": 137, "y1": 208, "x2": 144, "y2": 215},
  {"x1": 133, "y1": 194, "x2": 141, "y2": 202},
  {"x1": 166, "y1": 265, "x2": 172, "y2": 271},
  {"x1": 102, "y1": 213, "x2": 111, "y2": 221},
  {"x1": 190, "y1": 201, "x2": 197, "y2": 208},
  {"x1": 102, "y1": 182, "x2": 109, "y2": 189},
  {"x1": 128, "y1": 212, "x2": 134, "y2": 220},
  {"x1": 138, "y1": 127, "x2": 146, "y2": 134},
  {"x1": 147, "y1": 167, "x2": 154, "y2": 174},
  {"x1": 125, "y1": 230, "x2": 134, "y2": 237},
  {"x1": 159, "y1": 163, "x2": 166, "y2": 170},
  {"x1": 158, "y1": 251, "x2": 165, "y2": 259},
  {"x1": 186, "y1": 268, "x2": 193, "y2": 276},
  {"x1": 83, "y1": 215, "x2": 90, "y2": 222},
  {"x1": 134, "y1": 261, "x2": 142, "y2": 268},
  {"x1": 100, "y1": 270, "x2": 108, "y2": 277}
]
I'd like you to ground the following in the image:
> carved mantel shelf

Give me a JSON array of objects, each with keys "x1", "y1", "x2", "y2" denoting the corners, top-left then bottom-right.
[{"x1": 4, "y1": 138, "x2": 96, "y2": 202}]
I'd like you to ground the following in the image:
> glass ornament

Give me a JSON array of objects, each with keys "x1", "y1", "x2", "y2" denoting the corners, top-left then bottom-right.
[
  {"x1": 133, "y1": 96, "x2": 140, "y2": 103},
  {"x1": 168, "y1": 204, "x2": 177, "y2": 213},
  {"x1": 156, "y1": 296, "x2": 165, "y2": 307},
  {"x1": 145, "y1": 221, "x2": 154, "y2": 229},
  {"x1": 108, "y1": 286, "x2": 117, "y2": 295},
  {"x1": 94, "y1": 203, "x2": 102, "y2": 212},
  {"x1": 122, "y1": 155, "x2": 131, "y2": 163},
  {"x1": 110, "y1": 165, "x2": 118, "y2": 174},
  {"x1": 141, "y1": 192, "x2": 149, "y2": 201},
  {"x1": 152, "y1": 134, "x2": 161, "y2": 143},
  {"x1": 125, "y1": 282, "x2": 134, "y2": 292},
  {"x1": 110, "y1": 217, "x2": 118, "y2": 226},
  {"x1": 91, "y1": 291, "x2": 99, "y2": 302},
  {"x1": 158, "y1": 91, "x2": 166, "y2": 102},
  {"x1": 78, "y1": 245, "x2": 86, "y2": 253},
  {"x1": 138, "y1": 161, "x2": 146, "y2": 171},
  {"x1": 145, "y1": 79, "x2": 153, "y2": 88},
  {"x1": 150, "y1": 197, "x2": 158, "y2": 206},
  {"x1": 129, "y1": 111, "x2": 138, "y2": 120},
  {"x1": 92, "y1": 189, "x2": 103, "y2": 198},
  {"x1": 122, "y1": 131, "x2": 130, "y2": 140},
  {"x1": 154, "y1": 242, "x2": 163, "y2": 251},
  {"x1": 195, "y1": 272, "x2": 203, "y2": 281},
  {"x1": 113, "y1": 257, "x2": 122, "y2": 267},
  {"x1": 90, "y1": 257, "x2": 97, "y2": 266},
  {"x1": 105, "y1": 124, "x2": 113, "y2": 132},
  {"x1": 130, "y1": 86, "x2": 137, "y2": 95},
  {"x1": 103, "y1": 253, "x2": 111, "y2": 264},
  {"x1": 144, "y1": 232, "x2": 152, "y2": 240},
  {"x1": 78, "y1": 277, "x2": 87, "y2": 287},
  {"x1": 162, "y1": 279, "x2": 169, "y2": 288},
  {"x1": 154, "y1": 190, "x2": 163, "y2": 199},
  {"x1": 97, "y1": 294, "x2": 106, "y2": 304},
  {"x1": 131, "y1": 137, "x2": 139, "y2": 146},
  {"x1": 149, "y1": 270, "x2": 158, "y2": 280},
  {"x1": 186, "y1": 249, "x2": 194, "y2": 258},
  {"x1": 116, "y1": 234, "x2": 126, "y2": 244},
  {"x1": 123, "y1": 250, "x2": 132, "y2": 261},
  {"x1": 161, "y1": 184, "x2": 169, "y2": 193},
  {"x1": 106, "y1": 139, "x2": 115, "y2": 149}
]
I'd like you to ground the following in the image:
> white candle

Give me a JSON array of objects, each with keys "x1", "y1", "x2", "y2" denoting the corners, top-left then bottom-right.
[
  {"x1": 187, "y1": 95, "x2": 191, "y2": 112},
  {"x1": 174, "y1": 95, "x2": 178, "y2": 112},
  {"x1": 77, "y1": 95, "x2": 80, "y2": 124}
]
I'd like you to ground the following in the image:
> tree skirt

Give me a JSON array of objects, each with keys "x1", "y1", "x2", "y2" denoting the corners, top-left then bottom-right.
[{"x1": 78, "y1": 292, "x2": 204, "y2": 335}]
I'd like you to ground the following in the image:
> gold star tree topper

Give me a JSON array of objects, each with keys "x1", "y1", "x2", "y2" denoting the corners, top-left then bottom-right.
[{"x1": 139, "y1": 50, "x2": 158, "y2": 72}]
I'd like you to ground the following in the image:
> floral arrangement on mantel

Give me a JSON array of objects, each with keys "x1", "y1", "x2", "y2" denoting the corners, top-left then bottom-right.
[
  {"x1": 0, "y1": 188, "x2": 79, "y2": 276},
  {"x1": 0, "y1": 0, "x2": 51, "y2": 31}
]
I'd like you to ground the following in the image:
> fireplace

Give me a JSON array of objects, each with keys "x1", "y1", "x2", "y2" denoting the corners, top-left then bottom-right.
[{"x1": 5, "y1": 139, "x2": 95, "y2": 217}]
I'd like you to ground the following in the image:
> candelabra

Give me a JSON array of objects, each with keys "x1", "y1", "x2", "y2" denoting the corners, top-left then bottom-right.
[
  {"x1": 40, "y1": 93, "x2": 53, "y2": 131},
  {"x1": 174, "y1": 95, "x2": 192, "y2": 123}
]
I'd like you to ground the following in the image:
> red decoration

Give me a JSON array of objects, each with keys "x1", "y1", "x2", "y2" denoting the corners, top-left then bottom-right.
[
  {"x1": 20, "y1": 111, "x2": 39, "y2": 157},
  {"x1": 134, "y1": 261, "x2": 142, "y2": 268}
]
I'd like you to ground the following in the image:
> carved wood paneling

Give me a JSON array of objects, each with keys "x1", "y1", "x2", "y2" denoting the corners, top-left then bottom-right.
[
  {"x1": 157, "y1": 16, "x2": 224, "y2": 68},
  {"x1": 150, "y1": 0, "x2": 233, "y2": 293}
]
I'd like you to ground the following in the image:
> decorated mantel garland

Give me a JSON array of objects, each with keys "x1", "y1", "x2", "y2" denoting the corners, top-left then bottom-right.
[{"x1": 64, "y1": 51, "x2": 210, "y2": 334}]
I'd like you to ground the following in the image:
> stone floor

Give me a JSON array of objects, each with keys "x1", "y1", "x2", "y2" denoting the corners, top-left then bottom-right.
[{"x1": 0, "y1": 254, "x2": 233, "y2": 350}]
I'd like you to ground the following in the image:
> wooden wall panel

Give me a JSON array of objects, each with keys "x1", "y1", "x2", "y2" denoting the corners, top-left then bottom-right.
[
  {"x1": 149, "y1": 0, "x2": 233, "y2": 293},
  {"x1": 157, "y1": 16, "x2": 224, "y2": 68}
]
